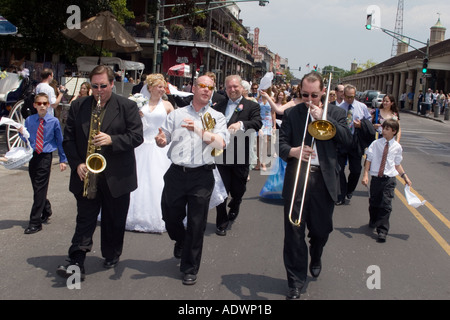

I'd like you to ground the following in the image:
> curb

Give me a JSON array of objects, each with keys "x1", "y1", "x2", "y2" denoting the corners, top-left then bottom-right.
[{"x1": 400, "y1": 109, "x2": 447, "y2": 124}]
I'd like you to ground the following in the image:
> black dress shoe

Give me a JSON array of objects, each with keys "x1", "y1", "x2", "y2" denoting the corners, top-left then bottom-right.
[
  {"x1": 182, "y1": 273, "x2": 197, "y2": 285},
  {"x1": 174, "y1": 242, "x2": 183, "y2": 259},
  {"x1": 346, "y1": 193, "x2": 353, "y2": 200},
  {"x1": 24, "y1": 225, "x2": 42, "y2": 234},
  {"x1": 335, "y1": 200, "x2": 345, "y2": 206},
  {"x1": 103, "y1": 257, "x2": 119, "y2": 268},
  {"x1": 309, "y1": 260, "x2": 322, "y2": 278},
  {"x1": 215, "y1": 227, "x2": 227, "y2": 236},
  {"x1": 286, "y1": 287, "x2": 301, "y2": 300},
  {"x1": 56, "y1": 262, "x2": 86, "y2": 281},
  {"x1": 377, "y1": 233, "x2": 387, "y2": 243}
]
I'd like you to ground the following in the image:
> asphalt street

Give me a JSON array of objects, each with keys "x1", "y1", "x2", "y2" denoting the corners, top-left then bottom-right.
[{"x1": 0, "y1": 111, "x2": 449, "y2": 304}]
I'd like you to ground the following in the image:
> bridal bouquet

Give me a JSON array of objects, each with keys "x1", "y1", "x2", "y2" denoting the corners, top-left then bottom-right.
[
  {"x1": 18, "y1": 68, "x2": 30, "y2": 80},
  {"x1": 128, "y1": 93, "x2": 148, "y2": 109}
]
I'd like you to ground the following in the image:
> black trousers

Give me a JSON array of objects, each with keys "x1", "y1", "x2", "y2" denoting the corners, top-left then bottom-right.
[
  {"x1": 215, "y1": 164, "x2": 249, "y2": 229},
  {"x1": 369, "y1": 176, "x2": 396, "y2": 235},
  {"x1": 69, "y1": 175, "x2": 130, "y2": 264},
  {"x1": 338, "y1": 149, "x2": 363, "y2": 201},
  {"x1": 161, "y1": 164, "x2": 214, "y2": 275},
  {"x1": 283, "y1": 169, "x2": 334, "y2": 289},
  {"x1": 28, "y1": 152, "x2": 53, "y2": 228}
]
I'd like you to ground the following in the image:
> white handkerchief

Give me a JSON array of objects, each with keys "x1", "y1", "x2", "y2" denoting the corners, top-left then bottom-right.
[
  {"x1": 404, "y1": 185, "x2": 426, "y2": 208},
  {"x1": 0, "y1": 117, "x2": 29, "y2": 139}
]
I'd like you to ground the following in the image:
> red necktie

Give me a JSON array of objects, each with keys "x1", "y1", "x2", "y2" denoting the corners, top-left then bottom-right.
[
  {"x1": 35, "y1": 118, "x2": 44, "y2": 154},
  {"x1": 378, "y1": 141, "x2": 389, "y2": 177}
]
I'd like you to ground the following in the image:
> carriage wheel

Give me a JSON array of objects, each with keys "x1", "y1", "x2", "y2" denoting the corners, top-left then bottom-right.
[{"x1": 6, "y1": 99, "x2": 26, "y2": 151}]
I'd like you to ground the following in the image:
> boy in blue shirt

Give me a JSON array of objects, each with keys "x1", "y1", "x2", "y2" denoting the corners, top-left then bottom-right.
[
  {"x1": 19, "y1": 93, "x2": 67, "y2": 234},
  {"x1": 362, "y1": 119, "x2": 411, "y2": 242}
]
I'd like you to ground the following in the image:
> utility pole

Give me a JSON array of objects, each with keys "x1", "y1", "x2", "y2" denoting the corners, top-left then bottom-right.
[{"x1": 152, "y1": 0, "x2": 161, "y2": 74}]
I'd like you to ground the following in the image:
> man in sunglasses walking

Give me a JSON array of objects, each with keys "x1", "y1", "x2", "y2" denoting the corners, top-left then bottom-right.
[
  {"x1": 57, "y1": 65, "x2": 143, "y2": 280},
  {"x1": 155, "y1": 75, "x2": 229, "y2": 285},
  {"x1": 279, "y1": 72, "x2": 352, "y2": 299}
]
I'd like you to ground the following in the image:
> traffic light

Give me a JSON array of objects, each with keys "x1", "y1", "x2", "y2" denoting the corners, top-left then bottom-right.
[
  {"x1": 422, "y1": 57, "x2": 429, "y2": 73},
  {"x1": 365, "y1": 5, "x2": 381, "y2": 30},
  {"x1": 366, "y1": 14, "x2": 373, "y2": 30},
  {"x1": 159, "y1": 26, "x2": 170, "y2": 53}
]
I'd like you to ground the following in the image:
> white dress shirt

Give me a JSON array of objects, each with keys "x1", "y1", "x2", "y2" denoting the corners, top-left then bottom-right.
[
  {"x1": 365, "y1": 137, "x2": 403, "y2": 177},
  {"x1": 161, "y1": 103, "x2": 229, "y2": 167}
]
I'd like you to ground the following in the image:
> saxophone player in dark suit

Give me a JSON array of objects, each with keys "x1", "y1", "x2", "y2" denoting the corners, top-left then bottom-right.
[
  {"x1": 57, "y1": 65, "x2": 143, "y2": 280},
  {"x1": 212, "y1": 75, "x2": 262, "y2": 236},
  {"x1": 279, "y1": 72, "x2": 352, "y2": 299}
]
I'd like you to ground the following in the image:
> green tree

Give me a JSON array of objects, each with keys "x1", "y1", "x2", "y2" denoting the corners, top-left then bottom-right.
[{"x1": 0, "y1": 0, "x2": 134, "y2": 64}]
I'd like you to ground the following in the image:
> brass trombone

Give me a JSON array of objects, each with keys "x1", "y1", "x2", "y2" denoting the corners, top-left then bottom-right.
[{"x1": 288, "y1": 73, "x2": 336, "y2": 227}]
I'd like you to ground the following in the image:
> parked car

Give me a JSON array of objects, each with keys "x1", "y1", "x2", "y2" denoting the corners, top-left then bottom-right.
[
  {"x1": 361, "y1": 90, "x2": 381, "y2": 107},
  {"x1": 371, "y1": 93, "x2": 386, "y2": 109}
]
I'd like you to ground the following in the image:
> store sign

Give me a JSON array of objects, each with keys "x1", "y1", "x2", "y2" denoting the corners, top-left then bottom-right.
[{"x1": 176, "y1": 56, "x2": 189, "y2": 64}]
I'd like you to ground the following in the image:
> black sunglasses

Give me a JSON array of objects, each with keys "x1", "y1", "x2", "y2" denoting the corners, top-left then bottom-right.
[
  {"x1": 91, "y1": 84, "x2": 108, "y2": 89},
  {"x1": 301, "y1": 93, "x2": 320, "y2": 99}
]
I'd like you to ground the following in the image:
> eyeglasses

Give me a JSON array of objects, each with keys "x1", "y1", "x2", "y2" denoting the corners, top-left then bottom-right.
[
  {"x1": 345, "y1": 95, "x2": 355, "y2": 99},
  {"x1": 197, "y1": 83, "x2": 215, "y2": 91},
  {"x1": 301, "y1": 93, "x2": 320, "y2": 99},
  {"x1": 35, "y1": 102, "x2": 48, "y2": 106},
  {"x1": 91, "y1": 84, "x2": 109, "y2": 89}
]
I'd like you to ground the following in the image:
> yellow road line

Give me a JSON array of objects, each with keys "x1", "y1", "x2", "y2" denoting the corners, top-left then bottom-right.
[
  {"x1": 395, "y1": 178, "x2": 450, "y2": 256},
  {"x1": 396, "y1": 177, "x2": 450, "y2": 229}
]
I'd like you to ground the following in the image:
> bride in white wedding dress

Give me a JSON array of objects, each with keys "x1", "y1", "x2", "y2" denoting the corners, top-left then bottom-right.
[{"x1": 126, "y1": 74, "x2": 174, "y2": 233}]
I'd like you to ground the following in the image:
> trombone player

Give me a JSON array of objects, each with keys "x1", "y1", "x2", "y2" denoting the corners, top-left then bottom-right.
[{"x1": 279, "y1": 72, "x2": 351, "y2": 299}]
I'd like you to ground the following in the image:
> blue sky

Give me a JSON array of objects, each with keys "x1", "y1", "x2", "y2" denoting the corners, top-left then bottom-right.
[{"x1": 237, "y1": 0, "x2": 449, "y2": 78}]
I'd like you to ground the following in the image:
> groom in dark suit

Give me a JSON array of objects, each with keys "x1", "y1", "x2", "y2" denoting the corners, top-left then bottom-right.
[
  {"x1": 57, "y1": 65, "x2": 143, "y2": 280},
  {"x1": 212, "y1": 75, "x2": 262, "y2": 236},
  {"x1": 279, "y1": 72, "x2": 352, "y2": 299}
]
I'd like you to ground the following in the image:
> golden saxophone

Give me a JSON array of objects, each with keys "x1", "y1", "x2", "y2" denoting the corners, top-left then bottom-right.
[{"x1": 83, "y1": 95, "x2": 107, "y2": 199}]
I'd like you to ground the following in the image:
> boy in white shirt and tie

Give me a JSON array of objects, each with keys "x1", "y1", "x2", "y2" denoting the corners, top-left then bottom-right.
[{"x1": 362, "y1": 119, "x2": 411, "y2": 242}]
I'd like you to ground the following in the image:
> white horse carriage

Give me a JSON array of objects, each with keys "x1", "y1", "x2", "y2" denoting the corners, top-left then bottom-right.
[{"x1": 0, "y1": 57, "x2": 144, "y2": 168}]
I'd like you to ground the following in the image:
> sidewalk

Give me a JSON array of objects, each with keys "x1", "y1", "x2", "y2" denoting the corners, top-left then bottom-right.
[{"x1": 400, "y1": 108, "x2": 448, "y2": 124}]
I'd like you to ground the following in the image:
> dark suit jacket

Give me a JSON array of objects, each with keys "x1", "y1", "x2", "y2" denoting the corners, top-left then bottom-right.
[
  {"x1": 212, "y1": 97, "x2": 262, "y2": 165},
  {"x1": 131, "y1": 82, "x2": 144, "y2": 94},
  {"x1": 63, "y1": 94, "x2": 143, "y2": 198},
  {"x1": 173, "y1": 91, "x2": 226, "y2": 108},
  {"x1": 279, "y1": 103, "x2": 352, "y2": 202}
]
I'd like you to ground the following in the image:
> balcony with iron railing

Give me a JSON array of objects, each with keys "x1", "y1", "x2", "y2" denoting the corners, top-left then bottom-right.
[{"x1": 126, "y1": 24, "x2": 253, "y2": 61}]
